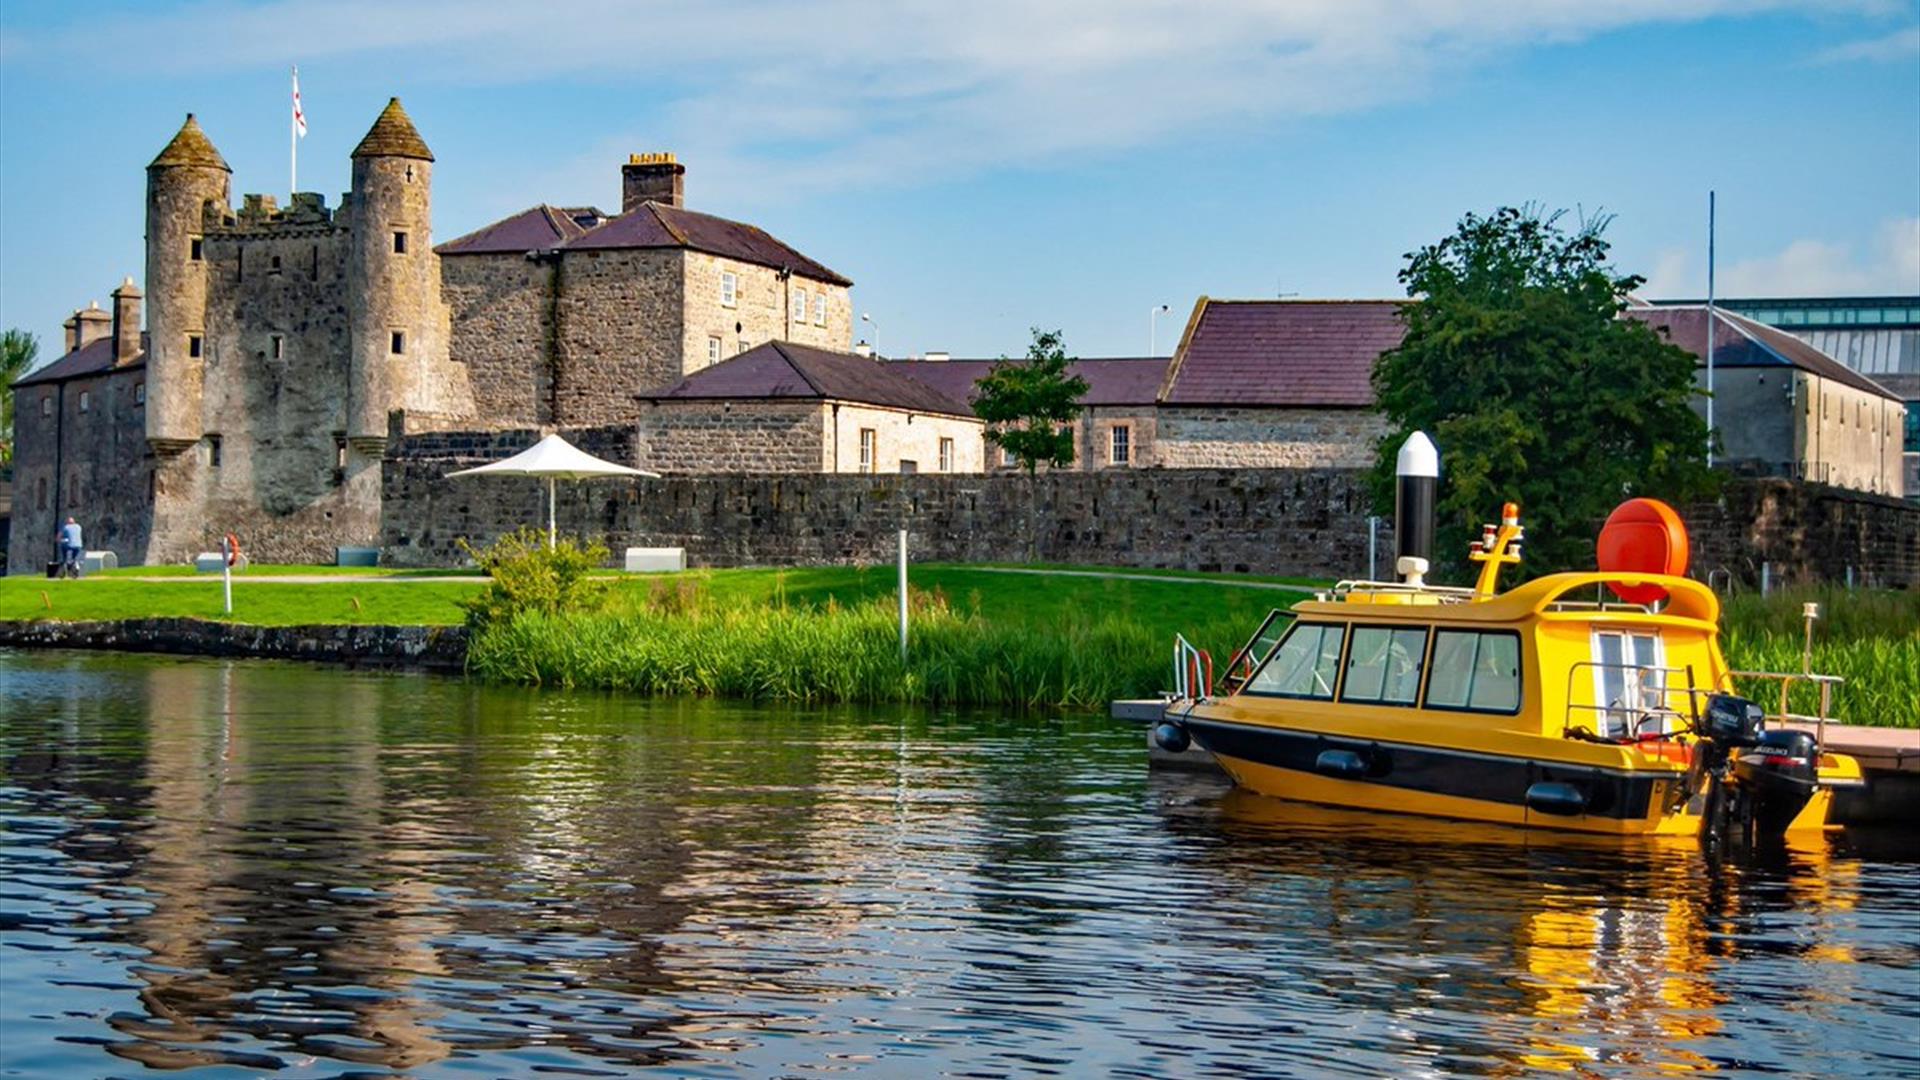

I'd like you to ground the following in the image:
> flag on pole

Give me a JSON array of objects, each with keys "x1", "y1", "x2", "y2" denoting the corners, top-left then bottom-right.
[{"x1": 292, "y1": 66, "x2": 308, "y2": 137}]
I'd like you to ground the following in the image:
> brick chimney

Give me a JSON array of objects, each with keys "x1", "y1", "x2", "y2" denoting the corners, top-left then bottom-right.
[
  {"x1": 74, "y1": 301, "x2": 111, "y2": 350},
  {"x1": 622, "y1": 152, "x2": 684, "y2": 213},
  {"x1": 112, "y1": 277, "x2": 143, "y2": 364}
]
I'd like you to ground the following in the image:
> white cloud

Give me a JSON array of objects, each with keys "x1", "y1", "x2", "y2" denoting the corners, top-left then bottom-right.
[
  {"x1": 5, "y1": 1, "x2": 1895, "y2": 202},
  {"x1": 1809, "y1": 25, "x2": 1920, "y2": 64},
  {"x1": 1643, "y1": 217, "x2": 1920, "y2": 298}
]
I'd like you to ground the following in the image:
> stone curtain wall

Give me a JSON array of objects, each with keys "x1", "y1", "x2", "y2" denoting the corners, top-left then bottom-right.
[
  {"x1": 635, "y1": 401, "x2": 829, "y2": 473},
  {"x1": 382, "y1": 432, "x2": 1919, "y2": 587}
]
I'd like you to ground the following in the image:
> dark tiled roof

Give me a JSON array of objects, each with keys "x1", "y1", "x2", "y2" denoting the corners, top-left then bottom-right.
[
  {"x1": 13, "y1": 334, "x2": 147, "y2": 389},
  {"x1": 352, "y1": 98, "x2": 433, "y2": 161},
  {"x1": 644, "y1": 341, "x2": 972, "y2": 415},
  {"x1": 149, "y1": 114, "x2": 229, "y2": 171},
  {"x1": 1161, "y1": 299, "x2": 1405, "y2": 406},
  {"x1": 1625, "y1": 307, "x2": 1901, "y2": 401},
  {"x1": 566, "y1": 202, "x2": 851, "y2": 286},
  {"x1": 437, "y1": 204, "x2": 606, "y2": 255},
  {"x1": 888, "y1": 357, "x2": 1169, "y2": 407}
]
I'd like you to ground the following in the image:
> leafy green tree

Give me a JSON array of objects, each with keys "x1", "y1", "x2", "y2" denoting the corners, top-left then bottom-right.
[
  {"x1": 1, "y1": 329, "x2": 40, "y2": 472},
  {"x1": 1371, "y1": 207, "x2": 1715, "y2": 578},
  {"x1": 973, "y1": 328, "x2": 1089, "y2": 474}
]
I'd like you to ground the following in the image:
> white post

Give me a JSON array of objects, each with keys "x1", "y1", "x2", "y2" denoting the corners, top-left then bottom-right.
[
  {"x1": 1761, "y1": 561, "x2": 1771, "y2": 597},
  {"x1": 221, "y1": 534, "x2": 233, "y2": 615},
  {"x1": 897, "y1": 529, "x2": 908, "y2": 663},
  {"x1": 547, "y1": 476, "x2": 558, "y2": 550},
  {"x1": 1706, "y1": 190, "x2": 1716, "y2": 468}
]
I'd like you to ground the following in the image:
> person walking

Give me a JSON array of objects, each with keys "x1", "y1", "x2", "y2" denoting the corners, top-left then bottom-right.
[{"x1": 58, "y1": 517, "x2": 84, "y2": 579}]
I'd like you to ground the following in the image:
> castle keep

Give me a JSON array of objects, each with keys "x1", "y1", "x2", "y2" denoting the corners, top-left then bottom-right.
[{"x1": 9, "y1": 100, "x2": 854, "y2": 570}]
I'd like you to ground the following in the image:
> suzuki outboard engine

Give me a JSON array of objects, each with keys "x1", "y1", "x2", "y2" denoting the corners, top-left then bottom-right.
[{"x1": 1694, "y1": 694, "x2": 1821, "y2": 846}]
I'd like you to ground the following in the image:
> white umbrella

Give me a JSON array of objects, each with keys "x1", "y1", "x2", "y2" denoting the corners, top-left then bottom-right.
[{"x1": 446, "y1": 433, "x2": 658, "y2": 548}]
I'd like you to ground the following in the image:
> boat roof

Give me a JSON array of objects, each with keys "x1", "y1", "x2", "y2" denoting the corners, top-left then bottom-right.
[{"x1": 1290, "y1": 572, "x2": 1721, "y2": 630}]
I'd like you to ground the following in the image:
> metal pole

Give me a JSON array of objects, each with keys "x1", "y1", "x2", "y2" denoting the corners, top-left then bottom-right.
[
  {"x1": 897, "y1": 529, "x2": 908, "y2": 663},
  {"x1": 290, "y1": 67, "x2": 298, "y2": 196},
  {"x1": 1367, "y1": 515, "x2": 1379, "y2": 580},
  {"x1": 1706, "y1": 190, "x2": 1716, "y2": 468},
  {"x1": 548, "y1": 476, "x2": 557, "y2": 550}
]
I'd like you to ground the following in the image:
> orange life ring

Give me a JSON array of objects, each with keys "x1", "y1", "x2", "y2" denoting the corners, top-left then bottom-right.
[{"x1": 224, "y1": 533, "x2": 242, "y2": 567}]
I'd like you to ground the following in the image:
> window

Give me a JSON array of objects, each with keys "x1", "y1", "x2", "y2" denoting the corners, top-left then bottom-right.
[
  {"x1": 189, "y1": 236, "x2": 204, "y2": 261},
  {"x1": 1591, "y1": 630, "x2": 1665, "y2": 737},
  {"x1": 858, "y1": 428, "x2": 877, "y2": 473},
  {"x1": 720, "y1": 270, "x2": 738, "y2": 308},
  {"x1": 812, "y1": 293, "x2": 827, "y2": 327},
  {"x1": 938, "y1": 437, "x2": 955, "y2": 472},
  {"x1": 393, "y1": 231, "x2": 408, "y2": 254},
  {"x1": 899, "y1": 459, "x2": 918, "y2": 475},
  {"x1": 1109, "y1": 424, "x2": 1131, "y2": 465},
  {"x1": 135, "y1": 382, "x2": 145, "y2": 405},
  {"x1": 40, "y1": 396, "x2": 50, "y2": 417},
  {"x1": 1001, "y1": 445, "x2": 1015, "y2": 467},
  {"x1": 390, "y1": 331, "x2": 405, "y2": 355},
  {"x1": 1340, "y1": 627, "x2": 1428, "y2": 706},
  {"x1": 334, "y1": 435, "x2": 348, "y2": 470},
  {"x1": 78, "y1": 390, "x2": 90, "y2": 413},
  {"x1": 1424, "y1": 630, "x2": 1521, "y2": 713},
  {"x1": 1245, "y1": 622, "x2": 1343, "y2": 699},
  {"x1": 707, "y1": 336, "x2": 722, "y2": 365},
  {"x1": 269, "y1": 254, "x2": 282, "y2": 274},
  {"x1": 188, "y1": 334, "x2": 203, "y2": 358},
  {"x1": 207, "y1": 434, "x2": 222, "y2": 468},
  {"x1": 794, "y1": 287, "x2": 808, "y2": 324},
  {"x1": 737, "y1": 339, "x2": 750, "y2": 356},
  {"x1": 270, "y1": 335, "x2": 283, "y2": 360}
]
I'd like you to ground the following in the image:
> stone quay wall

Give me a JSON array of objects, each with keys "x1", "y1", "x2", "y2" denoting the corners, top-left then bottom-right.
[
  {"x1": 0, "y1": 618, "x2": 469, "y2": 672},
  {"x1": 383, "y1": 431, "x2": 1919, "y2": 588}
]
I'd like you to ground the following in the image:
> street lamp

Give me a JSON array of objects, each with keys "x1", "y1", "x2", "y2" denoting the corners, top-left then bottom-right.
[
  {"x1": 861, "y1": 312, "x2": 879, "y2": 357},
  {"x1": 1149, "y1": 303, "x2": 1171, "y2": 356}
]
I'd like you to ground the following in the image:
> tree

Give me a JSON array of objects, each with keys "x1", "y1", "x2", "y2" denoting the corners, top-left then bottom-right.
[
  {"x1": 973, "y1": 328, "x2": 1089, "y2": 474},
  {"x1": 1370, "y1": 207, "x2": 1716, "y2": 578},
  {"x1": 1, "y1": 329, "x2": 39, "y2": 472}
]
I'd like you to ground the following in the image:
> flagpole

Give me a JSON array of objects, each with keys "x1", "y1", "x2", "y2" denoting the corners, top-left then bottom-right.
[
  {"x1": 1706, "y1": 190, "x2": 1715, "y2": 468},
  {"x1": 290, "y1": 65, "x2": 298, "y2": 195}
]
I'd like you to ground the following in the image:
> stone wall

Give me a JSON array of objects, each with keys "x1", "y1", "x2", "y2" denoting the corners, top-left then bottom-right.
[
  {"x1": 680, "y1": 250, "x2": 850, "y2": 373},
  {"x1": 7, "y1": 366, "x2": 152, "y2": 573},
  {"x1": 829, "y1": 404, "x2": 984, "y2": 475},
  {"x1": 1155, "y1": 407, "x2": 1387, "y2": 469},
  {"x1": 552, "y1": 247, "x2": 683, "y2": 425},
  {"x1": 1688, "y1": 479, "x2": 1919, "y2": 589},
  {"x1": 443, "y1": 252, "x2": 553, "y2": 425},
  {"x1": 0, "y1": 617, "x2": 468, "y2": 672},
  {"x1": 635, "y1": 401, "x2": 828, "y2": 474}
]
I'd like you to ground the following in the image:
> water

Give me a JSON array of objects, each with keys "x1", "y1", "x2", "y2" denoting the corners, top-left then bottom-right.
[{"x1": 2, "y1": 651, "x2": 1916, "y2": 1078}]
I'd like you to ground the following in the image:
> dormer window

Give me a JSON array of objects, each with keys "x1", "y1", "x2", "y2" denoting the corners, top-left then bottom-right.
[
  {"x1": 720, "y1": 270, "x2": 738, "y2": 308},
  {"x1": 393, "y1": 231, "x2": 408, "y2": 254}
]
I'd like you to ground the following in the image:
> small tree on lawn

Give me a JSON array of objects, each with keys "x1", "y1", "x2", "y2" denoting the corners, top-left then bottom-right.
[
  {"x1": 973, "y1": 328, "x2": 1089, "y2": 474},
  {"x1": 1371, "y1": 206, "x2": 1716, "y2": 578},
  {"x1": 1, "y1": 329, "x2": 39, "y2": 473}
]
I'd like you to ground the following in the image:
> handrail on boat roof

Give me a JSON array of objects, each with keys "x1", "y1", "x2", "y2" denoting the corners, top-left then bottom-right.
[{"x1": 1308, "y1": 571, "x2": 1720, "y2": 626}]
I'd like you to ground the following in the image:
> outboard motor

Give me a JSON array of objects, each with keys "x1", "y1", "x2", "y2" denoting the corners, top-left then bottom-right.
[
  {"x1": 1694, "y1": 694, "x2": 1820, "y2": 846},
  {"x1": 1732, "y1": 729, "x2": 1822, "y2": 836}
]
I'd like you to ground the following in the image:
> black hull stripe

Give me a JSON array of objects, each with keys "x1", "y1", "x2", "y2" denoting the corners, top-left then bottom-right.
[{"x1": 1185, "y1": 716, "x2": 1660, "y2": 821}]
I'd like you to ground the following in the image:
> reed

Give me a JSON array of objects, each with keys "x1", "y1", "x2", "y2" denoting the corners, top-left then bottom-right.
[{"x1": 1718, "y1": 586, "x2": 1920, "y2": 727}]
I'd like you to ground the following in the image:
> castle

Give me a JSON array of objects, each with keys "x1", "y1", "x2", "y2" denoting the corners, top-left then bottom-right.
[{"x1": 9, "y1": 99, "x2": 854, "y2": 570}]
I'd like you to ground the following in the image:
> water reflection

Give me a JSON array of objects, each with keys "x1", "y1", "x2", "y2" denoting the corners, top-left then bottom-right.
[{"x1": 1, "y1": 650, "x2": 1916, "y2": 1077}]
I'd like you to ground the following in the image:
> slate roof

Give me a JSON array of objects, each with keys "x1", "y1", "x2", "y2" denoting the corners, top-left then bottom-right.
[
  {"x1": 13, "y1": 334, "x2": 147, "y2": 389},
  {"x1": 1626, "y1": 306, "x2": 1901, "y2": 401},
  {"x1": 1160, "y1": 299, "x2": 1406, "y2": 407},
  {"x1": 643, "y1": 341, "x2": 973, "y2": 416},
  {"x1": 888, "y1": 357, "x2": 1169, "y2": 407},
  {"x1": 149, "y1": 114, "x2": 229, "y2": 171},
  {"x1": 566, "y1": 202, "x2": 851, "y2": 286},
  {"x1": 352, "y1": 98, "x2": 434, "y2": 161},
  {"x1": 437, "y1": 205, "x2": 608, "y2": 255}
]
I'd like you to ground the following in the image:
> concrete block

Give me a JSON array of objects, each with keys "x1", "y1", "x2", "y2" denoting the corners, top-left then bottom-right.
[
  {"x1": 336, "y1": 546, "x2": 380, "y2": 568},
  {"x1": 194, "y1": 553, "x2": 249, "y2": 573},
  {"x1": 82, "y1": 550, "x2": 119, "y2": 573},
  {"x1": 624, "y1": 546, "x2": 686, "y2": 573}
]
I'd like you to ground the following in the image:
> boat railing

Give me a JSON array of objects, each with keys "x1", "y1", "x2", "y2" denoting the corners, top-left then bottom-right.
[
  {"x1": 1543, "y1": 599, "x2": 1656, "y2": 615},
  {"x1": 1328, "y1": 579, "x2": 1478, "y2": 603},
  {"x1": 1729, "y1": 669, "x2": 1843, "y2": 747},
  {"x1": 1172, "y1": 634, "x2": 1214, "y2": 702},
  {"x1": 1562, "y1": 660, "x2": 1699, "y2": 740}
]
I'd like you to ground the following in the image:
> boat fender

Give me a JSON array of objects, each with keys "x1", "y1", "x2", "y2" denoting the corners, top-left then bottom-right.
[
  {"x1": 1153, "y1": 723, "x2": 1191, "y2": 754},
  {"x1": 1315, "y1": 748, "x2": 1370, "y2": 780},
  {"x1": 1525, "y1": 781, "x2": 1589, "y2": 817}
]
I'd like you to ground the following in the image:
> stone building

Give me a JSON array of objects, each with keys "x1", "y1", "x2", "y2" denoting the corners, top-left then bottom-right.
[
  {"x1": 9, "y1": 103, "x2": 854, "y2": 571},
  {"x1": 636, "y1": 342, "x2": 981, "y2": 474},
  {"x1": 888, "y1": 357, "x2": 1167, "y2": 470}
]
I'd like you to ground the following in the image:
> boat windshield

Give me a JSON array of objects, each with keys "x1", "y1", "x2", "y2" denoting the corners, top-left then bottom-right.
[{"x1": 1244, "y1": 622, "x2": 1342, "y2": 699}]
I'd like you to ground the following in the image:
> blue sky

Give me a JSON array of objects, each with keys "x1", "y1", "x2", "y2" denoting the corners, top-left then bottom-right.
[{"x1": 2, "y1": 1, "x2": 1916, "y2": 364}]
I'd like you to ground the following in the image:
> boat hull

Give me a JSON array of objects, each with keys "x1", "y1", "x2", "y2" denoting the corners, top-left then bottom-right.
[{"x1": 1182, "y1": 713, "x2": 1845, "y2": 837}]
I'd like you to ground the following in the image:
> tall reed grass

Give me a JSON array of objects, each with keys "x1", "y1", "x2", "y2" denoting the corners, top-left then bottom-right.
[{"x1": 1720, "y1": 585, "x2": 1920, "y2": 727}]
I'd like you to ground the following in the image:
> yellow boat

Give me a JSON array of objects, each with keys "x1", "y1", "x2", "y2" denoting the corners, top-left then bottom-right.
[{"x1": 1160, "y1": 482, "x2": 1865, "y2": 843}]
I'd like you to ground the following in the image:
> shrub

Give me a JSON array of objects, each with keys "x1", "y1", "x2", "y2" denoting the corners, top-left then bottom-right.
[{"x1": 457, "y1": 528, "x2": 609, "y2": 631}]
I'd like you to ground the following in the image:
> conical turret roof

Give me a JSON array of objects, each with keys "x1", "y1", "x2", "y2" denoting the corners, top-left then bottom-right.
[
  {"x1": 352, "y1": 97, "x2": 434, "y2": 161},
  {"x1": 149, "y1": 113, "x2": 231, "y2": 171}
]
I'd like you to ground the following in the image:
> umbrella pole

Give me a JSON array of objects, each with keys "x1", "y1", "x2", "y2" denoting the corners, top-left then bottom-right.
[{"x1": 548, "y1": 476, "x2": 557, "y2": 550}]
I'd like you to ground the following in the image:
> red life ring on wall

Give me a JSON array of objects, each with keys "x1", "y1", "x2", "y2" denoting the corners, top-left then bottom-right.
[{"x1": 224, "y1": 533, "x2": 242, "y2": 567}]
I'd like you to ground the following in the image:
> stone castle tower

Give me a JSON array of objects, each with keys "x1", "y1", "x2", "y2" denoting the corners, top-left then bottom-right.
[{"x1": 144, "y1": 113, "x2": 229, "y2": 455}]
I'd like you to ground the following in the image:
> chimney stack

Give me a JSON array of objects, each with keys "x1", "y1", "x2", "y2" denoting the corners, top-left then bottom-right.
[
  {"x1": 111, "y1": 277, "x2": 143, "y2": 364},
  {"x1": 63, "y1": 312, "x2": 80, "y2": 354},
  {"x1": 622, "y1": 152, "x2": 684, "y2": 213},
  {"x1": 74, "y1": 301, "x2": 112, "y2": 351}
]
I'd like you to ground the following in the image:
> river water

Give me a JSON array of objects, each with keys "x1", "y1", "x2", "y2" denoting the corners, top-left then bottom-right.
[{"x1": 1, "y1": 650, "x2": 1915, "y2": 1078}]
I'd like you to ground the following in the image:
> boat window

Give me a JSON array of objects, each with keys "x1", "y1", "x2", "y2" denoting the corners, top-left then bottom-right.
[
  {"x1": 1340, "y1": 627, "x2": 1428, "y2": 706},
  {"x1": 1425, "y1": 630, "x2": 1522, "y2": 714},
  {"x1": 1592, "y1": 630, "x2": 1666, "y2": 738},
  {"x1": 1225, "y1": 609, "x2": 1293, "y2": 685},
  {"x1": 1244, "y1": 622, "x2": 1343, "y2": 699}
]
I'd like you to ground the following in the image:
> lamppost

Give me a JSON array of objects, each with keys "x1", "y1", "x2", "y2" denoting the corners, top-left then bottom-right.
[
  {"x1": 1149, "y1": 303, "x2": 1170, "y2": 356},
  {"x1": 861, "y1": 312, "x2": 879, "y2": 357}
]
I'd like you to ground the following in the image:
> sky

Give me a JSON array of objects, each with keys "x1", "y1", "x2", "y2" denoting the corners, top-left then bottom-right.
[{"x1": 2, "y1": 0, "x2": 1917, "y2": 365}]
